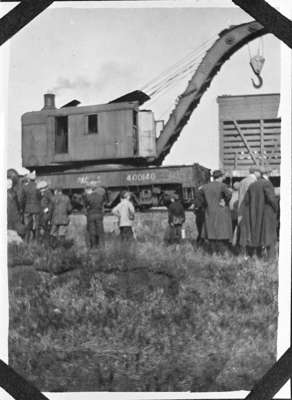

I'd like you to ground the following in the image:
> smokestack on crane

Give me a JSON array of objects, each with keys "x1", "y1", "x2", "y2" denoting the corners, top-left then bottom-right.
[{"x1": 42, "y1": 93, "x2": 56, "y2": 110}]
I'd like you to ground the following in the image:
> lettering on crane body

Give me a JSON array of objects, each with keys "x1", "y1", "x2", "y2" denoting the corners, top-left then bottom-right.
[{"x1": 77, "y1": 175, "x2": 102, "y2": 186}]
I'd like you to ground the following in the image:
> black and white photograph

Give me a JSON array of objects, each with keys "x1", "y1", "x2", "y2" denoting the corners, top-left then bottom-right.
[{"x1": 1, "y1": 0, "x2": 291, "y2": 397}]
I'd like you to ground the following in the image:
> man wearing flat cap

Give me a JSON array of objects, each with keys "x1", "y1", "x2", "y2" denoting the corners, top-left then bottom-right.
[
  {"x1": 243, "y1": 167, "x2": 278, "y2": 258},
  {"x1": 200, "y1": 169, "x2": 232, "y2": 254}
]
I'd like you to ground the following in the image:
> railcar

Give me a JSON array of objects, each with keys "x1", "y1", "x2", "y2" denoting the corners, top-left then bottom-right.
[{"x1": 33, "y1": 162, "x2": 210, "y2": 209}]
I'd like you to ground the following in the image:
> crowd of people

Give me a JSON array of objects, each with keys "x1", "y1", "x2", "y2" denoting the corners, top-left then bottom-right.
[
  {"x1": 7, "y1": 166, "x2": 279, "y2": 259},
  {"x1": 7, "y1": 171, "x2": 136, "y2": 247},
  {"x1": 191, "y1": 167, "x2": 279, "y2": 258}
]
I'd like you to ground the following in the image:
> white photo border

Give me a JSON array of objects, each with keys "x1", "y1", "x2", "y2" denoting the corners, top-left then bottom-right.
[{"x1": 0, "y1": 1, "x2": 291, "y2": 399}]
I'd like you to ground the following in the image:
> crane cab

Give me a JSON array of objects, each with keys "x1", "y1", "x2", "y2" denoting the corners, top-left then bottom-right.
[{"x1": 22, "y1": 93, "x2": 157, "y2": 171}]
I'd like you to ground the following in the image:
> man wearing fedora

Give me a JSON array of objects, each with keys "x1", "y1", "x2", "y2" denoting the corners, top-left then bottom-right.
[{"x1": 200, "y1": 169, "x2": 232, "y2": 254}]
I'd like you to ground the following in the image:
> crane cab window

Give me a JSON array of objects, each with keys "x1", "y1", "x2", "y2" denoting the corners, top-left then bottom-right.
[
  {"x1": 86, "y1": 114, "x2": 98, "y2": 134},
  {"x1": 55, "y1": 116, "x2": 68, "y2": 154}
]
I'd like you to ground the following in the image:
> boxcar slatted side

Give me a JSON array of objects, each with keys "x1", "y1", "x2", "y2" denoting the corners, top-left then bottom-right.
[{"x1": 218, "y1": 94, "x2": 281, "y2": 173}]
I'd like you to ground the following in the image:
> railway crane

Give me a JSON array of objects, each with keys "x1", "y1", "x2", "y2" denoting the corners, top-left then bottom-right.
[{"x1": 21, "y1": 21, "x2": 270, "y2": 208}]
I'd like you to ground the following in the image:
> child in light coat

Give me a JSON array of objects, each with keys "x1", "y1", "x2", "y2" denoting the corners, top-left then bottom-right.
[{"x1": 112, "y1": 191, "x2": 135, "y2": 241}]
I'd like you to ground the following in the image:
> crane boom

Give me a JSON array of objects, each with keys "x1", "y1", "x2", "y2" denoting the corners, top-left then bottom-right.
[{"x1": 154, "y1": 21, "x2": 267, "y2": 165}]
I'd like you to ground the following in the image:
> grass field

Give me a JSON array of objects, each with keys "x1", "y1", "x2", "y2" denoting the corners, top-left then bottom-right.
[{"x1": 8, "y1": 212, "x2": 278, "y2": 392}]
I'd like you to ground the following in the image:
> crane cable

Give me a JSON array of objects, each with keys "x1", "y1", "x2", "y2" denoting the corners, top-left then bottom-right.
[
  {"x1": 148, "y1": 58, "x2": 203, "y2": 98},
  {"x1": 144, "y1": 53, "x2": 204, "y2": 97},
  {"x1": 141, "y1": 33, "x2": 217, "y2": 97},
  {"x1": 146, "y1": 66, "x2": 199, "y2": 108},
  {"x1": 145, "y1": 44, "x2": 213, "y2": 110},
  {"x1": 248, "y1": 36, "x2": 264, "y2": 59},
  {"x1": 145, "y1": 47, "x2": 210, "y2": 103},
  {"x1": 145, "y1": 47, "x2": 214, "y2": 111},
  {"x1": 141, "y1": 37, "x2": 213, "y2": 91},
  {"x1": 143, "y1": 39, "x2": 215, "y2": 96}
]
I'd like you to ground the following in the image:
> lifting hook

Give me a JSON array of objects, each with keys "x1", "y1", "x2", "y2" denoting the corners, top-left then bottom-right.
[
  {"x1": 249, "y1": 57, "x2": 264, "y2": 89},
  {"x1": 251, "y1": 72, "x2": 263, "y2": 89}
]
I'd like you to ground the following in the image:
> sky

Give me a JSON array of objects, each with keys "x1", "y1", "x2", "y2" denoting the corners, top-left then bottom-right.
[{"x1": 6, "y1": 4, "x2": 281, "y2": 173}]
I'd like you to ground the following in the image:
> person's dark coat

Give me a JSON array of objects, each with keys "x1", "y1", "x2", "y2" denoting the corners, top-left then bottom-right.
[
  {"x1": 22, "y1": 181, "x2": 41, "y2": 214},
  {"x1": 168, "y1": 200, "x2": 185, "y2": 226},
  {"x1": 51, "y1": 193, "x2": 72, "y2": 225},
  {"x1": 40, "y1": 189, "x2": 53, "y2": 226},
  {"x1": 84, "y1": 187, "x2": 106, "y2": 216},
  {"x1": 238, "y1": 197, "x2": 251, "y2": 248},
  {"x1": 193, "y1": 187, "x2": 205, "y2": 240},
  {"x1": 7, "y1": 188, "x2": 22, "y2": 231},
  {"x1": 85, "y1": 187, "x2": 106, "y2": 247},
  {"x1": 200, "y1": 181, "x2": 232, "y2": 241},
  {"x1": 244, "y1": 178, "x2": 278, "y2": 248},
  {"x1": 164, "y1": 199, "x2": 185, "y2": 244},
  {"x1": 71, "y1": 193, "x2": 85, "y2": 213},
  {"x1": 13, "y1": 181, "x2": 25, "y2": 212}
]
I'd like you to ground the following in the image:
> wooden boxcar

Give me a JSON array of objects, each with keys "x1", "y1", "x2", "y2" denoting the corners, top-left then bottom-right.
[{"x1": 217, "y1": 93, "x2": 281, "y2": 184}]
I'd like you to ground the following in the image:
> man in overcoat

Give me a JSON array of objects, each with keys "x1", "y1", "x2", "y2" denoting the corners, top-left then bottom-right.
[
  {"x1": 244, "y1": 169, "x2": 278, "y2": 258},
  {"x1": 7, "y1": 169, "x2": 24, "y2": 213},
  {"x1": 193, "y1": 187, "x2": 205, "y2": 244},
  {"x1": 7, "y1": 178, "x2": 23, "y2": 235},
  {"x1": 84, "y1": 182, "x2": 107, "y2": 248},
  {"x1": 200, "y1": 170, "x2": 232, "y2": 254},
  {"x1": 50, "y1": 188, "x2": 72, "y2": 244},
  {"x1": 22, "y1": 171, "x2": 41, "y2": 243},
  {"x1": 238, "y1": 166, "x2": 261, "y2": 251}
]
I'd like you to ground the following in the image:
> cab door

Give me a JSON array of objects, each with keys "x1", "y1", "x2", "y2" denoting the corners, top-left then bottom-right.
[{"x1": 138, "y1": 111, "x2": 156, "y2": 158}]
